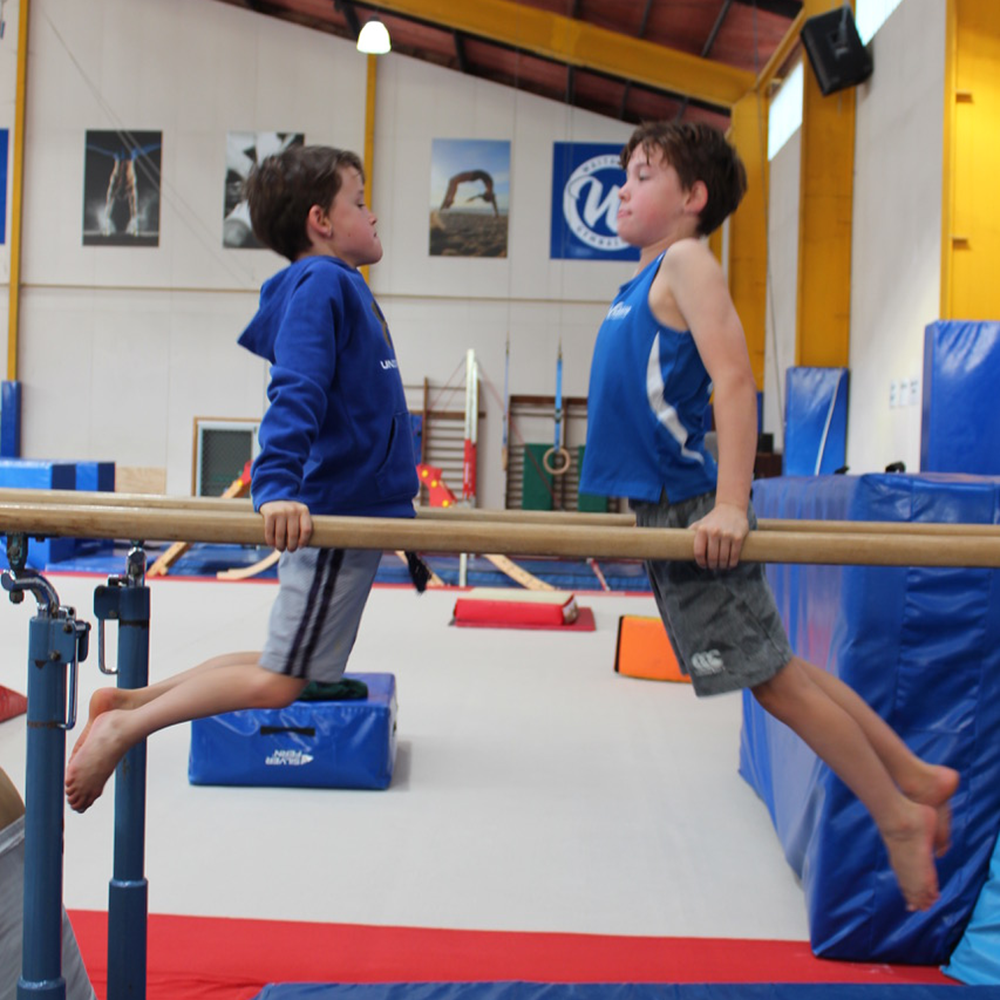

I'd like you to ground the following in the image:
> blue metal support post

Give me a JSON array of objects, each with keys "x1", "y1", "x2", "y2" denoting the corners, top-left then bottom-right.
[
  {"x1": 2, "y1": 534, "x2": 90, "y2": 1000},
  {"x1": 94, "y1": 544, "x2": 149, "y2": 1000}
]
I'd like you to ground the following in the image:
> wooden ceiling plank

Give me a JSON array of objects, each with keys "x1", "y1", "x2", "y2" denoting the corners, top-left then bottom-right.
[{"x1": 355, "y1": 0, "x2": 755, "y2": 107}]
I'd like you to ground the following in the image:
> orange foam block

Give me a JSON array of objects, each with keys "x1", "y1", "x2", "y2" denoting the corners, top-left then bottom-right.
[{"x1": 614, "y1": 615, "x2": 690, "y2": 683}]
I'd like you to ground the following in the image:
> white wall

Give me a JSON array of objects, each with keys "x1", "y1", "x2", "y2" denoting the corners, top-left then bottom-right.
[
  {"x1": 762, "y1": 128, "x2": 801, "y2": 453},
  {"x1": 2, "y1": 0, "x2": 634, "y2": 506},
  {"x1": 846, "y1": 0, "x2": 945, "y2": 473}
]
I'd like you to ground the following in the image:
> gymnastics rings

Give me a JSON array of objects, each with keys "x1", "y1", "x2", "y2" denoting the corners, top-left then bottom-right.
[{"x1": 542, "y1": 444, "x2": 572, "y2": 476}]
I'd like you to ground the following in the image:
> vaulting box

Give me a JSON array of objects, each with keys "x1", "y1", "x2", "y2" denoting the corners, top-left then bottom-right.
[
  {"x1": 614, "y1": 615, "x2": 689, "y2": 683},
  {"x1": 188, "y1": 673, "x2": 396, "y2": 790},
  {"x1": 743, "y1": 473, "x2": 1000, "y2": 965}
]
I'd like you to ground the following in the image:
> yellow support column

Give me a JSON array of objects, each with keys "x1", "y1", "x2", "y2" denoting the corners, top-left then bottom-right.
[
  {"x1": 941, "y1": 0, "x2": 1000, "y2": 320},
  {"x1": 728, "y1": 91, "x2": 769, "y2": 391},
  {"x1": 795, "y1": 0, "x2": 855, "y2": 368},
  {"x1": 7, "y1": 0, "x2": 31, "y2": 381},
  {"x1": 360, "y1": 52, "x2": 378, "y2": 285}
]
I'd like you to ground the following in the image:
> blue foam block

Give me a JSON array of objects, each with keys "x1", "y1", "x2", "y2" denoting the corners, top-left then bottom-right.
[
  {"x1": 742, "y1": 473, "x2": 1000, "y2": 964},
  {"x1": 783, "y1": 367, "x2": 849, "y2": 475},
  {"x1": 188, "y1": 673, "x2": 397, "y2": 790},
  {"x1": 922, "y1": 320, "x2": 1000, "y2": 475},
  {"x1": 73, "y1": 460, "x2": 115, "y2": 493},
  {"x1": 0, "y1": 459, "x2": 77, "y2": 568}
]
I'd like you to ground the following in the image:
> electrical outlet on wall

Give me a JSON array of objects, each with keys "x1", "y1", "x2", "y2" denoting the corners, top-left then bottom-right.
[
  {"x1": 908, "y1": 376, "x2": 920, "y2": 406},
  {"x1": 889, "y1": 380, "x2": 898, "y2": 408}
]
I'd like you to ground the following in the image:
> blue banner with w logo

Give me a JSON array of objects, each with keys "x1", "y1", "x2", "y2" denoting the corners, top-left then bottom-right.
[{"x1": 550, "y1": 142, "x2": 639, "y2": 261}]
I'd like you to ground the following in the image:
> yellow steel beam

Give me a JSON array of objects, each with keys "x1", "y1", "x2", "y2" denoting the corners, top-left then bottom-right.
[
  {"x1": 728, "y1": 91, "x2": 770, "y2": 390},
  {"x1": 941, "y1": 0, "x2": 1000, "y2": 319},
  {"x1": 7, "y1": 0, "x2": 30, "y2": 381},
  {"x1": 754, "y1": 8, "x2": 807, "y2": 94},
  {"x1": 360, "y1": 52, "x2": 377, "y2": 286},
  {"x1": 795, "y1": 0, "x2": 855, "y2": 369},
  {"x1": 359, "y1": 0, "x2": 754, "y2": 108}
]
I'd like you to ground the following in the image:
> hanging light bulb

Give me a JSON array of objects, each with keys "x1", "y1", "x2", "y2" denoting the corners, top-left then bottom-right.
[{"x1": 357, "y1": 18, "x2": 391, "y2": 55}]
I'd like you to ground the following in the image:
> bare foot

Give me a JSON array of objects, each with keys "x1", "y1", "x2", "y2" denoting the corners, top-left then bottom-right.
[
  {"x1": 65, "y1": 710, "x2": 130, "y2": 813},
  {"x1": 69, "y1": 687, "x2": 134, "y2": 764},
  {"x1": 883, "y1": 803, "x2": 940, "y2": 912},
  {"x1": 904, "y1": 765, "x2": 960, "y2": 858}
]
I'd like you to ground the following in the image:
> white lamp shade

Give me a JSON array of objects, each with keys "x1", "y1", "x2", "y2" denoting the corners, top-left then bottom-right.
[{"x1": 357, "y1": 19, "x2": 391, "y2": 54}]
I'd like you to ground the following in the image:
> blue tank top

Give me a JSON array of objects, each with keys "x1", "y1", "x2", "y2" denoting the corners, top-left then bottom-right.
[{"x1": 580, "y1": 252, "x2": 718, "y2": 504}]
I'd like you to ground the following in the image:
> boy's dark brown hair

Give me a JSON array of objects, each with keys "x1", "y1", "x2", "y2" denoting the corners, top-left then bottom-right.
[
  {"x1": 621, "y1": 121, "x2": 747, "y2": 236},
  {"x1": 243, "y1": 145, "x2": 364, "y2": 261}
]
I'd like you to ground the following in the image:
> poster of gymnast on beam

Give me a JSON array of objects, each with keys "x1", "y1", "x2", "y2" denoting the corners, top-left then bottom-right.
[
  {"x1": 82, "y1": 129, "x2": 161, "y2": 247},
  {"x1": 429, "y1": 138, "x2": 510, "y2": 257},
  {"x1": 223, "y1": 131, "x2": 305, "y2": 248}
]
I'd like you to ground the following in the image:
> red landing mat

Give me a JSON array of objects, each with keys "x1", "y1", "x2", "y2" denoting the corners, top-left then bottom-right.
[
  {"x1": 67, "y1": 911, "x2": 952, "y2": 1000},
  {"x1": 0, "y1": 685, "x2": 27, "y2": 723},
  {"x1": 452, "y1": 606, "x2": 596, "y2": 631}
]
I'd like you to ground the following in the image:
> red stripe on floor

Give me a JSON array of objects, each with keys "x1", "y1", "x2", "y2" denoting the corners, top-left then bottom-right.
[{"x1": 67, "y1": 910, "x2": 953, "y2": 1000}]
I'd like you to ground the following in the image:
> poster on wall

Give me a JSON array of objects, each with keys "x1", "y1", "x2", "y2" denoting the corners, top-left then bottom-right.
[
  {"x1": 0, "y1": 129, "x2": 7, "y2": 244},
  {"x1": 429, "y1": 138, "x2": 509, "y2": 258},
  {"x1": 223, "y1": 131, "x2": 305, "y2": 249},
  {"x1": 550, "y1": 142, "x2": 638, "y2": 261},
  {"x1": 82, "y1": 130, "x2": 162, "y2": 247}
]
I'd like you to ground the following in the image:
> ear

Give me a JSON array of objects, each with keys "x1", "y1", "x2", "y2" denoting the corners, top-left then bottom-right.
[
  {"x1": 685, "y1": 180, "x2": 709, "y2": 217},
  {"x1": 306, "y1": 204, "x2": 332, "y2": 239}
]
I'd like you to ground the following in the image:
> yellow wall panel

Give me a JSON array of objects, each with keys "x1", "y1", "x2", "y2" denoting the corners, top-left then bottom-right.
[
  {"x1": 943, "y1": 0, "x2": 1000, "y2": 319},
  {"x1": 729, "y1": 92, "x2": 769, "y2": 390}
]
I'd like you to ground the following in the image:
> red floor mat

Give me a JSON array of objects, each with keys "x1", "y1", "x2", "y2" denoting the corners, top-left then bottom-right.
[
  {"x1": 67, "y1": 911, "x2": 952, "y2": 1000},
  {"x1": 452, "y1": 607, "x2": 596, "y2": 631}
]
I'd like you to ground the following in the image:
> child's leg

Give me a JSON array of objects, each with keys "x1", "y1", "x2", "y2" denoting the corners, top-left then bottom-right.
[
  {"x1": 753, "y1": 656, "x2": 942, "y2": 912},
  {"x1": 797, "y1": 659, "x2": 959, "y2": 854},
  {"x1": 66, "y1": 657, "x2": 305, "y2": 813}
]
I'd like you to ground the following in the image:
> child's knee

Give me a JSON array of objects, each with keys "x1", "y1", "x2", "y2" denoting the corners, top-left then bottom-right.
[
  {"x1": 751, "y1": 658, "x2": 798, "y2": 717},
  {"x1": 249, "y1": 669, "x2": 305, "y2": 709}
]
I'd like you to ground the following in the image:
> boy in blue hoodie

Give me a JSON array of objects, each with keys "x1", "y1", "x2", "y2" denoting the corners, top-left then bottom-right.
[{"x1": 66, "y1": 145, "x2": 418, "y2": 812}]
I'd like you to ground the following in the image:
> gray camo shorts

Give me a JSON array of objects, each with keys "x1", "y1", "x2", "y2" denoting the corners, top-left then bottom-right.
[{"x1": 633, "y1": 491, "x2": 793, "y2": 697}]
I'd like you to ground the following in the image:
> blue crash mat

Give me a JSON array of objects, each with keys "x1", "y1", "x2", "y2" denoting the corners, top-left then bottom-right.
[
  {"x1": 254, "y1": 982, "x2": 994, "y2": 1000},
  {"x1": 742, "y1": 473, "x2": 1000, "y2": 964}
]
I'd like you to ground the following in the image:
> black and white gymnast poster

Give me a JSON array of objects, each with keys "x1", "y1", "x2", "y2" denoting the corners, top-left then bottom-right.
[
  {"x1": 223, "y1": 131, "x2": 305, "y2": 248},
  {"x1": 82, "y1": 129, "x2": 162, "y2": 247}
]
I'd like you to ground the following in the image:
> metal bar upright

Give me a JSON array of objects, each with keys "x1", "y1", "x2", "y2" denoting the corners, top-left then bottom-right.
[{"x1": 94, "y1": 545, "x2": 149, "y2": 1000}]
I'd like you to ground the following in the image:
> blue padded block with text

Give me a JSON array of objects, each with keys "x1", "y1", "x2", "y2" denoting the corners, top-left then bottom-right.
[
  {"x1": 742, "y1": 473, "x2": 1000, "y2": 964},
  {"x1": 188, "y1": 673, "x2": 397, "y2": 790}
]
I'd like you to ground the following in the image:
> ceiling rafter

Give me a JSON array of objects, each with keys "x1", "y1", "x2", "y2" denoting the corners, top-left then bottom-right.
[{"x1": 353, "y1": 0, "x2": 755, "y2": 108}]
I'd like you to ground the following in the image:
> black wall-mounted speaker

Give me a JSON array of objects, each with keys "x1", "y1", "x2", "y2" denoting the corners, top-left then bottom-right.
[{"x1": 800, "y1": 6, "x2": 873, "y2": 97}]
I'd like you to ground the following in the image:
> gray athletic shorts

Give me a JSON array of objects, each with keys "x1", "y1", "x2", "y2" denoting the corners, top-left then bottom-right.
[
  {"x1": 633, "y1": 491, "x2": 793, "y2": 697},
  {"x1": 259, "y1": 547, "x2": 382, "y2": 684}
]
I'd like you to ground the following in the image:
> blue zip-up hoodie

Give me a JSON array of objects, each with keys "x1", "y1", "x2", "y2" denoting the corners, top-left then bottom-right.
[{"x1": 238, "y1": 255, "x2": 418, "y2": 518}]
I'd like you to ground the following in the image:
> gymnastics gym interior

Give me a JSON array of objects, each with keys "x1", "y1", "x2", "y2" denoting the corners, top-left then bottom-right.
[{"x1": 1, "y1": 1, "x2": 1000, "y2": 998}]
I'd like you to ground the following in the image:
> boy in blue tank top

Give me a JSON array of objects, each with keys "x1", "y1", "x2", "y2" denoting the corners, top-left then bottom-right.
[
  {"x1": 581, "y1": 121, "x2": 957, "y2": 913},
  {"x1": 66, "y1": 146, "x2": 419, "y2": 813}
]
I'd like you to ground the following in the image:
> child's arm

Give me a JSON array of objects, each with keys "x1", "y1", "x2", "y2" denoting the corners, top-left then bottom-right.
[
  {"x1": 652, "y1": 240, "x2": 759, "y2": 570},
  {"x1": 259, "y1": 499, "x2": 313, "y2": 552}
]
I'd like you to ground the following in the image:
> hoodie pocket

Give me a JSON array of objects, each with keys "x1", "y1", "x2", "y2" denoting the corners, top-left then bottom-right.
[{"x1": 375, "y1": 411, "x2": 418, "y2": 499}]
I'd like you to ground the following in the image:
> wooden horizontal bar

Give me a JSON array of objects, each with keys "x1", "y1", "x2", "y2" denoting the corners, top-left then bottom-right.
[
  {"x1": 0, "y1": 496, "x2": 1000, "y2": 567},
  {"x1": 1, "y1": 490, "x2": 1000, "y2": 538}
]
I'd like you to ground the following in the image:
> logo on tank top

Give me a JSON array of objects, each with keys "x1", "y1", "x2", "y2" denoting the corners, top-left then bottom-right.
[{"x1": 607, "y1": 302, "x2": 632, "y2": 321}]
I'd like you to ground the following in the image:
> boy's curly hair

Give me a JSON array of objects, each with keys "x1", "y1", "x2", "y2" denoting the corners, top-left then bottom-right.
[
  {"x1": 621, "y1": 122, "x2": 747, "y2": 236},
  {"x1": 243, "y1": 145, "x2": 364, "y2": 261}
]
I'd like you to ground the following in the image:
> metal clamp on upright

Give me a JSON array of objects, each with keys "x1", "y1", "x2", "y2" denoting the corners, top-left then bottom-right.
[
  {"x1": 92, "y1": 541, "x2": 150, "y2": 1000},
  {"x1": 2, "y1": 532, "x2": 90, "y2": 1000}
]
